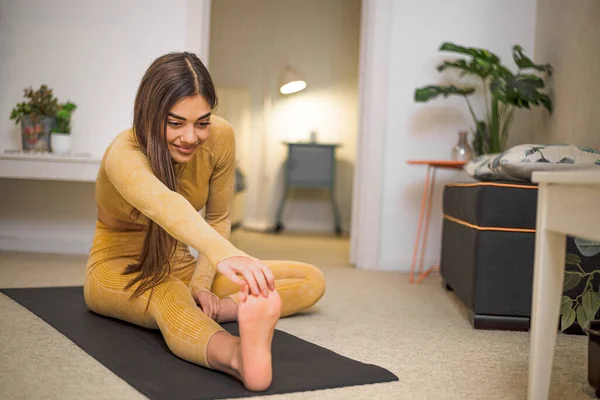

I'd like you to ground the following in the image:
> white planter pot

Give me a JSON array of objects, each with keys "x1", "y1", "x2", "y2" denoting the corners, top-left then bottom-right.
[{"x1": 51, "y1": 133, "x2": 72, "y2": 155}]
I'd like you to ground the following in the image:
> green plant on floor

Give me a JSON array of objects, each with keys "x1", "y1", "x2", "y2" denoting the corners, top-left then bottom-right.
[
  {"x1": 560, "y1": 253, "x2": 600, "y2": 332},
  {"x1": 51, "y1": 101, "x2": 77, "y2": 134},
  {"x1": 414, "y1": 43, "x2": 554, "y2": 156},
  {"x1": 9, "y1": 85, "x2": 60, "y2": 124}
]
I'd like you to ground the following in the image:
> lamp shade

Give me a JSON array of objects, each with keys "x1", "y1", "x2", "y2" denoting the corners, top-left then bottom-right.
[{"x1": 279, "y1": 67, "x2": 307, "y2": 95}]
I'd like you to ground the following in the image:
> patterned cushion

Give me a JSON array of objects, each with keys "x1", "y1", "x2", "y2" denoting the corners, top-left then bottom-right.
[{"x1": 464, "y1": 144, "x2": 600, "y2": 182}]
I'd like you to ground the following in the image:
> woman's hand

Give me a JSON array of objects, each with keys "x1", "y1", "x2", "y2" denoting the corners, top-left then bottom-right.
[
  {"x1": 194, "y1": 290, "x2": 220, "y2": 320},
  {"x1": 217, "y1": 256, "x2": 275, "y2": 297}
]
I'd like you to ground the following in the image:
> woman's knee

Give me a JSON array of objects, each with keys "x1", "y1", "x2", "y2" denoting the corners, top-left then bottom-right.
[
  {"x1": 275, "y1": 262, "x2": 326, "y2": 315},
  {"x1": 303, "y1": 263, "x2": 326, "y2": 305}
]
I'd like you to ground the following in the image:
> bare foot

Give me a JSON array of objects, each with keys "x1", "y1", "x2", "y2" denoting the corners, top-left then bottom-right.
[{"x1": 237, "y1": 290, "x2": 281, "y2": 391}]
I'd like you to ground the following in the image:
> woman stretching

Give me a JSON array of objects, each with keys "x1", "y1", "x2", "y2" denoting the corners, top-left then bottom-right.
[{"x1": 84, "y1": 52, "x2": 326, "y2": 391}]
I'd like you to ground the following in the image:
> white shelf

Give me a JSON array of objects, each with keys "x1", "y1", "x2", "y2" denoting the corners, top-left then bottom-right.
[{"x1": 0, "y1": 151, "x2": 101, "y2": 182}]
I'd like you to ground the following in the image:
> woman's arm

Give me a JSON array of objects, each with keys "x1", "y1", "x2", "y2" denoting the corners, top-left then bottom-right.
[
  {"x1": 104, "y1": 130, "x2": 248, "y2": 269},
  {"x1": 188, "y1": 125, "x2": 238, "y2": 294}
]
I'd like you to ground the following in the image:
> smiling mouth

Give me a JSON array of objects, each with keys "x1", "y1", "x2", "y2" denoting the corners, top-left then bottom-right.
[{"x1": 172, "y1": 143, "x2": 199, "y2": 154}]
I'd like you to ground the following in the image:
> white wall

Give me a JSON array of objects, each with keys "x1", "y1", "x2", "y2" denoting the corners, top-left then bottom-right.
[
  {"x1": 0, "y1": 0, "x2": 211, "y2": 254},
  {"x1": 209, "y1": 0, "x2": 361, "y2": 234},
  {"x1": 378, "y1": 0, "x2": 538, "y2": 270},
  {"x1": 531, "y1": 0, "x2": 600, "y2": 149}
]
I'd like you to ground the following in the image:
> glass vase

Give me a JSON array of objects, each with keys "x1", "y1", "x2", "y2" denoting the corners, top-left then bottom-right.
[{"x1": 451, "y1": 131, "x2": 473, "y2": 161}]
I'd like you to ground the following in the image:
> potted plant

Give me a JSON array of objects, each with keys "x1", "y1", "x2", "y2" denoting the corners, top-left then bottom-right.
[
  {"x1": 414, "y1": 43, "x2": 554, "y2": 156},
  {"x1": 559, "y1": 239, "x2": 600, "y2": 396},
  {"x1": 9, "y1": 85, "x2": 59, "y2": 152},
  {"x1": 50, "y1": 101, "x2": 77, "y2": 155}
]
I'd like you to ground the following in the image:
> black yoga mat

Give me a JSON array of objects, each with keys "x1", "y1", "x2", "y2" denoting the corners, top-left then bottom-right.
[{"x1": 1, "y1": 286, "x2": 398, "y2": 399}]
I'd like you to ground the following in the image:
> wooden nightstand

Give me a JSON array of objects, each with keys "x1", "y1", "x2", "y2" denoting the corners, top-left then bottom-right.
[{"x1": 274, "y1": 142, "x2": 342, "y2": 235}]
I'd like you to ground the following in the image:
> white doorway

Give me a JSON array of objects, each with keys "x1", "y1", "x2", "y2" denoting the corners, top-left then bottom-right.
[{"x1": 203, "y1": 0, "x2": 389, "y2": 269}]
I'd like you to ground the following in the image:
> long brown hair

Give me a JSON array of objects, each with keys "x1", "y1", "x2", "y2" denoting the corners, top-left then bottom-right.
[{"x1": 123, "y1": 52, "x2": 218, "y2": 302}]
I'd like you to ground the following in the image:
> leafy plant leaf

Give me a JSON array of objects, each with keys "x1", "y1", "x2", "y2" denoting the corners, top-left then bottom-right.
[
  {"x1": 560, "y1": 296, "x2": 573, "y2": 316},
  {"x1": 580, "y1": 147, "x2": 600, "y2": 154},
  {"x1": 538, "y1": 94, "x2": 553, "y2": 114},
  {"x1": 472, "y1": 121, "x2": 488, "y2": 156},
  {"x1": 437, "y1": 59, "x2": 491, "y2": 78},
  {"x1": 9, "y1": 85, "x2": 60, "y2": 123},
  {"x1": 512, "y1": 45, "x2": 553, "y2": 75},
  {"x1": 491, "y1": 74, "x2": 549, "y2": 111},
  {"x1": 563, "y1": 271, "x2": 582, "y2": 291},
  {"x1": 583, "y1": 290, "x2": 600, "y2": 321},
  {"x1": 561, "y1": 305, "x2": 576, "y2": 331},
  {"x1": 558, "y1": 157, "x2": 574, "y2": 164},
  {"x1": 593, "y1": 292, "x2": 600, "y2": 314},
  {"x1": 439, "y1": 42, "x2": 500, "y2": 64},
  {"x1": 577, "y1": 305, "x2": 588, "y2": 331},
  {"x1": 566, "y1": 253, "x2": 582, "y2": 266},
  {"x1": 414, "y1": 85, "x2": 475, "y2": 102}
]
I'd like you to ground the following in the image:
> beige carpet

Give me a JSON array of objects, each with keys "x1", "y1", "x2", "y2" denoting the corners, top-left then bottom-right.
[{"x1": 0, "y1": 230, "x2": 595, "y2": 400}]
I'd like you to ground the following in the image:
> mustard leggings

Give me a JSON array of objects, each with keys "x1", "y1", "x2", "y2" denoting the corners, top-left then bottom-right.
[{"x1": 83, "y1": 222, "x2": 326, "y2": 367}]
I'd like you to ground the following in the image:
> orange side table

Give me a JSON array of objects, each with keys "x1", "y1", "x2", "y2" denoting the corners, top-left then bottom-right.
[{"x1": 406, "y1": 160, "x2": 467, "y2": 284}]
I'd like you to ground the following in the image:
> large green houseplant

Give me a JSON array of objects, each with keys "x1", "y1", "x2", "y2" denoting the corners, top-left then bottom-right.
[{"x1": 414, "y1": 43, "x2": 554, "y2": 155}]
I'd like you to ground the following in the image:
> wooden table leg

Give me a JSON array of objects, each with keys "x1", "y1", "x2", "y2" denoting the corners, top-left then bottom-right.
[
  {"x1": 410, "y1": 166, "x2": 439, "y2": 284},
  {"x1": 410, "y1": 166, "x2": 431, "y2": 283},
  {"x1": 528, "y1": 183, "x2": 566, "y2": 399},
  {"x1": 418, "y1": 166, "x2": 437, "y2": 276}
]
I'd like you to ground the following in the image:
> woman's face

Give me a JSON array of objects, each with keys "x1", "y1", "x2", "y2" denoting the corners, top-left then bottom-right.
[{"x1": 165, "y1": 95, "x2": 212, "y2": 164}]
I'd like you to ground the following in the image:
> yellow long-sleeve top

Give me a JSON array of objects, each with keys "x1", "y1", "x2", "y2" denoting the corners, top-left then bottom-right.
[{"x1": 95, "y1": 115, "x2": 249, "y2": 294}]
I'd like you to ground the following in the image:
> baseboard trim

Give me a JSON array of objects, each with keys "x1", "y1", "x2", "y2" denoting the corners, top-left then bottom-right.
[
  {"x1": 377, "y1": 256, "x2": 439, "y2": 272},
  {"x1": 242, "y1": 219, "x2": 349, "y2": 235},
  {"x1": 471, "y1": 313, "x2": 530, "y2": 331},
  {"x1": 241, "y1": 219, "x2": 272, "y2": 232}
]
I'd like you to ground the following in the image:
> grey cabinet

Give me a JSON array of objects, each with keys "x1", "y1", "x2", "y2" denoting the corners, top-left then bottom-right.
[{"x1": 275, "y1": 142, "x2": 341, "y2": 235}]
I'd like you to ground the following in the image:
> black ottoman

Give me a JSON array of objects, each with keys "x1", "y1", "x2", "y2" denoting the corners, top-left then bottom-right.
[{"x1": 440, "y1": 181, "x2": 538, "y2": 331}]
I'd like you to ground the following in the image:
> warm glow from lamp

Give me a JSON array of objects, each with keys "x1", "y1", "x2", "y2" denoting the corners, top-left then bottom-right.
[
  {"x1": 280, "y1": 80, "x2": 307, "y2": 94},
  {"x1": 279, "y1": 67, "x2": 307, "y2": 94}
]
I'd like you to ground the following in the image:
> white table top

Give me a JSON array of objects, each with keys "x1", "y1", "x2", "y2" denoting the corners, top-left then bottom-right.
[{"x1": 532, "y1": 169, "x2": 600, "y2": 185}]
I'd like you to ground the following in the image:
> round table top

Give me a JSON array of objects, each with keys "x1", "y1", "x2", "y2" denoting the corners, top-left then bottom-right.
[{"x1": 406, "y1": 160, "x2": 467, "y2": 169}]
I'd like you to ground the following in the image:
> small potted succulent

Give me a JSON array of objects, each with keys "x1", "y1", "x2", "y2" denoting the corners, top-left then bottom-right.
[
  {"x1": 9, "y1": 85, "x2": 59, "y2": 152},
  {"x1": 50, "y1": 101, "x2": 77, "y2": 155}
]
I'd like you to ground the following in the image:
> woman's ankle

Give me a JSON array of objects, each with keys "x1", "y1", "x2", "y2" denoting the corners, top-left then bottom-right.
[
  {"x1": 206, "y1": 332, "x2": 242, "y2": 380},
  {"x1": 230, "y1": 339, "x2": 243, "y2": 377}
]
